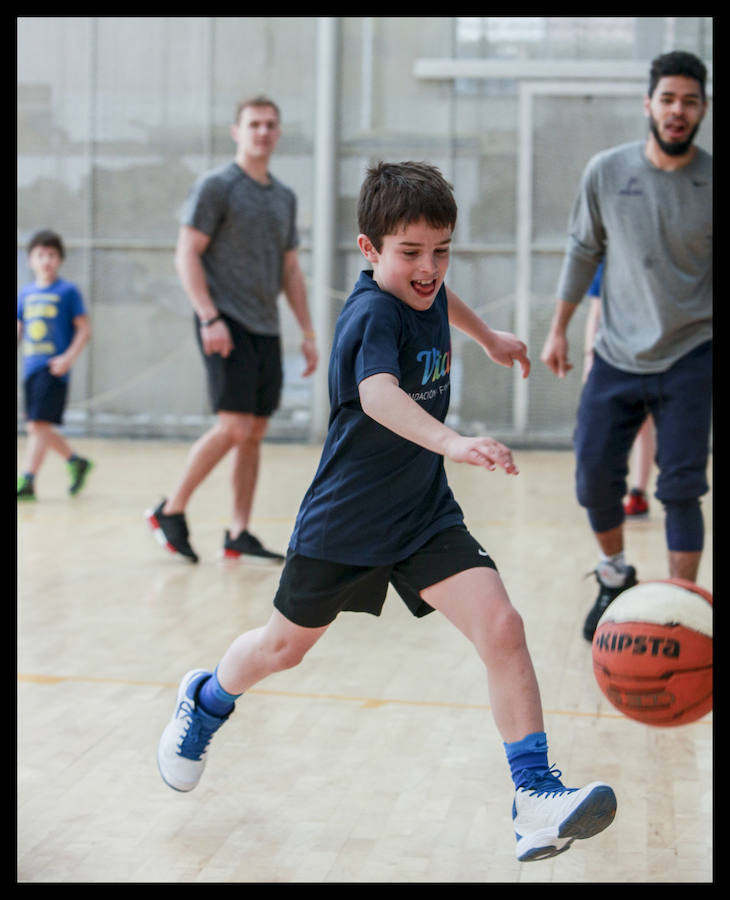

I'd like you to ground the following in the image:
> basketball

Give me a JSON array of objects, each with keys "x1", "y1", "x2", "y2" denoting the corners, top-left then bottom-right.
[{"x1": 592, "y1": 579, "x2": 712, "y2": 727}]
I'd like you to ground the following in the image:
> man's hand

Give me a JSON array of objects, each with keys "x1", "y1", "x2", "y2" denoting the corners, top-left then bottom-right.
[
  {"x1": 540, "y1": 330, "x2": 573, "y2": 378},
  {"x1": 200, "y1": 319, "x2": 234, "y2": 358},
  {"x1": 300, "y1": 336, "x2": 318, "y2": 377},
  {"x1": 540, "y1": 299, "x2": 579, "y2": 378}
]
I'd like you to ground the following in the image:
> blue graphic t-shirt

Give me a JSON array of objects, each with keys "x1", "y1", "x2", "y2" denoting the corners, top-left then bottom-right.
[
  {"x1": 289, "y1": 270, "x2": 464, "y2": 566},
  {"x1": 17, "y1": 279, "x2": 86, "y2": 382}
]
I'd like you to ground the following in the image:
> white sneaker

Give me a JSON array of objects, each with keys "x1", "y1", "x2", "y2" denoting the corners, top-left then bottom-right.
[
  {"x1": 513, "y1": 769, "x2": 617, "y2": 862},
  {"x1": 157, "y1": 669, "x2": 230, "y2": 792}
]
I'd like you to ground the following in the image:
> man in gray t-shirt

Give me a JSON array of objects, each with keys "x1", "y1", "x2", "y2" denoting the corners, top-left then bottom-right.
[
  {"x1": 146, "y1": 96, "x2": 318, "y2": 564},
  {"x1": 180, "y1": 159, "x2": 300, "y2": 336},
  {"x1": 541, "y1": 51, "x2": 712, "y2": 642}
]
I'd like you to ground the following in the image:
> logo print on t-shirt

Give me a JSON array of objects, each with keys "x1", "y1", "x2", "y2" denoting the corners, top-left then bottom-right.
[
  {"x1": 619, "y1": 177, "x2": 643, "y2": 196},
  {"x1": 27, "y1": 319, "x2": 49, "y2": 342},
  {"x1": 417, "y1": 347, "x2": 451, "y2": 386}
]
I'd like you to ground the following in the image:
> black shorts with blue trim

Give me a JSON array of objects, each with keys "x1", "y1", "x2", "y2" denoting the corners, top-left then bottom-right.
[{"x1": 273, "y1": 525, "x2": 497, "y2": 628}]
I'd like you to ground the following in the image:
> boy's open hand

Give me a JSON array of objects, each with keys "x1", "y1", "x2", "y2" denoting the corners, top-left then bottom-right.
[
  {"x1": 48, "y1": 353, "x2": 72, "y2": 377},
  {"x1": 484, "y1": 330, "x2": 530, "y2": 379},
  {"x1": 445, "y1": 435, "x2": 519, "y2": 475}
]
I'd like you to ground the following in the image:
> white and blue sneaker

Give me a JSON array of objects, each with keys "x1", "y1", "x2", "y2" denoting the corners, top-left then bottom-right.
[
  {"x1": 157, "y1": 669, "x2": 230, "y2": 792},
  {"x1": 512, "y1": 768, "x2": 616, "y2": 862}
]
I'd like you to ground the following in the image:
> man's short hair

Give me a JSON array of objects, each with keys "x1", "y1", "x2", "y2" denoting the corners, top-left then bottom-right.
[
  {"x1": 357, "y1": 161, "x2": 458, "y2": 252},
  {"x1": 27, "y1": 229, "x2": 65, "y2": 259},
  {"x1": 234, "y1": 95, "x2": 281, "y2": 124},
  {"x1": 649, "y1": 51, "x2": 708, "y2": 102}
]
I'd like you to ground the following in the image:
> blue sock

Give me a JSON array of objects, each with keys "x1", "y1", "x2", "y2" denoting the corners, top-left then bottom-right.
[
  {"x1": 197, "y1": 668, "x2": 241, "y2": 718},
  {"x1": 504, "y1": 731, "x2": 551, "y2": 789}
]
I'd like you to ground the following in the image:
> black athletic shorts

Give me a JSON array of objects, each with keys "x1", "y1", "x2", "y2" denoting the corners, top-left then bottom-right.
[
  {"x1": 273, "y1": 525, "x2": 498, "y2": 628},
  {"x1": 195, "y1": 313, "x2": 283, "y2": 417},
  {"x1": 23, "y1": 368, "x2": 68, "y2": 424}
]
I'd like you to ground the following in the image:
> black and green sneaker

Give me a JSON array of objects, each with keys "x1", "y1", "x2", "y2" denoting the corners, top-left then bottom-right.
[
  {"x1": 17, "y1": 475, "x2": 36, "y2": 502},
  {"x1": 67, "y1": 457, "x2": 94, "y2": 495}
]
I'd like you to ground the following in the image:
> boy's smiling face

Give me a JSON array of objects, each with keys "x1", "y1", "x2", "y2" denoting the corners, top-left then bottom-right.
[{"x1": 358, "y1": 219, "x2": 452, "y2": 311}]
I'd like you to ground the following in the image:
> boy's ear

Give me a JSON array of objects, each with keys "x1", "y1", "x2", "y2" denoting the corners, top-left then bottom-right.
[{"x1": 357, "y1": 234, "x2": 379, "y2": 263}]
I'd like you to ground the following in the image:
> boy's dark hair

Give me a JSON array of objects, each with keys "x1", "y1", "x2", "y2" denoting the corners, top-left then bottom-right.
[
  {"x1": 649, "y1": 51, "x2": 707, "y2": 102},
  {"x1": 27, "y1": 229, "x2": 65, "y2": 259},
  {"x1": 358, "y1": 161, "x2": 457, "y2": 251},
  {"x1": 234, "y1": 94, "x2": 281, "y2": 124}
]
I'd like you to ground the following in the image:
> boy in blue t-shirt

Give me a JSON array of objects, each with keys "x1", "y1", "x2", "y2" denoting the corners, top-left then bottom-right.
[
  {"x1": 157, "y1": 163, "x2": 616, "y2": 862},
  {"x1": 17, "y1": 229, "x2": 93, "y2": 500}
]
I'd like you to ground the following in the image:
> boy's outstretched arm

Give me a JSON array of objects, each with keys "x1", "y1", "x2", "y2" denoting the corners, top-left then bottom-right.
[
  {"x1": 446, "y1": 287, "x2": 530, "y2": 378},
  {"x1": 359, "y1": 372, "x2": 519, "y2": 475}
]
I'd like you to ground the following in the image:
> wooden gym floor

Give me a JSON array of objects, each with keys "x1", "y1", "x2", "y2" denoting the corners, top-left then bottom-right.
[{"x1": 16, "y1": 438, "x2": 713, "y2": 883}]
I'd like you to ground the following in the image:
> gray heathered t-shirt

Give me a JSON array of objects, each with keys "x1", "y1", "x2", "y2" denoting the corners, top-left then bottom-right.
[
  {"x1": 180, "y1": 161, "x2": 299, "y2": 335},
  {"x1": 556, "y1": 141, "x2": 712, "y2": 373}
]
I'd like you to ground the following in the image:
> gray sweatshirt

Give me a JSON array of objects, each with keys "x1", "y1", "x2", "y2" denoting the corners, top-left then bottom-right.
[{"x1": 556, "y1": 140, "x2": 712, "y2": 373}]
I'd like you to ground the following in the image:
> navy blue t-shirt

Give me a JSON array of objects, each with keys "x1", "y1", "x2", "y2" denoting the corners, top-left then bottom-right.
[{"x1": 289, "y1": 270, "x2": 464, "y2": 566}]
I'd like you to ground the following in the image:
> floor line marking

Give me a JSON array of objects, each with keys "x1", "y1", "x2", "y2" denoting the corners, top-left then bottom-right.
[{"x1": 17, "y1": 672, "x2": 712, "y2": 724}]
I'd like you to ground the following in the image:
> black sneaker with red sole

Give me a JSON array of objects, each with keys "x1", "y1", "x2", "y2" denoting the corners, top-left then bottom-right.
[
  {"x1": 221, "y1": 530, "x2": 284, "y2": 564},
  {"x1": 146, "y1": 500, "x2": 199, "y2": 563}
]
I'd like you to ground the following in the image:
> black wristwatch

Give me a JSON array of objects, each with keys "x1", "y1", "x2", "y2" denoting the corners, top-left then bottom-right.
[{"x1": 200, "y1": 314, "x2": 222, "y2": 327}]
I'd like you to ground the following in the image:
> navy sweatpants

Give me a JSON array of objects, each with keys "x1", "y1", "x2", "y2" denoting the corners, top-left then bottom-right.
[{"x1": 574, "y1": 340, "x2": 712, "y2": 552}]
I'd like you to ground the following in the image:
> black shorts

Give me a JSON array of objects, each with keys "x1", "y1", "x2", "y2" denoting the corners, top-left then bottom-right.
[
  {"x1": 23, "y1": 368, "x2": 68, "y2": 424},
  {"x1": 195, "y1": 314, "x2": 283, "y2": 417},
  {"x1": 273, "y1": 525, "x2": 497, "y2": 628}
]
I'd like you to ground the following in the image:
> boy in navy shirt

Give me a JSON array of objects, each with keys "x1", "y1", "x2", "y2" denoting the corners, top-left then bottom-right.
[
  {"x1": 157, "y1": 162, "x2": 616, "y2": 862},
  {"x1": 17, "y1": 230, "x2": 93, "y2": 500}
]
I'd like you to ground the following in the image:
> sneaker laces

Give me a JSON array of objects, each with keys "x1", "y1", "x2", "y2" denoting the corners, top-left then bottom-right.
[
  {"x1": 519, "y1": 766, "x2": 576, "y2": 797},
  {"x1": 584, "y1": 563, "x2": 630, "y2": 589},
  {"x1": 176, "y1": 700, "x2": 219, "y2": 760}
]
